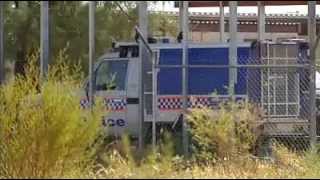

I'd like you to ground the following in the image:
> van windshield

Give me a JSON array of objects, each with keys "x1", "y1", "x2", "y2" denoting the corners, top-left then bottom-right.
[{"x1": 95, "y1": 60, "x2": 128, "y2": 91}]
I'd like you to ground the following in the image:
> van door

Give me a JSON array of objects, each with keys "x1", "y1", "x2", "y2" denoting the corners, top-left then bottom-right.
[
  {"x1": 94, "y1": 59, "x2": 129, "y2": 136},
  {"x1": 125, "y1": 57, "x2": 140, "y2": 137}
]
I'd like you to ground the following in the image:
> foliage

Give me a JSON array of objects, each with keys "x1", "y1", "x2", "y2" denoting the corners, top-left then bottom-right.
[
  {"x1": 3, "y1": 1, "x2": 178, "y2": 76},
  {"x1": 4, "y1": 1, "x2": 40, "y2": 62},
  {"x1": 149, "y1": 12, "x2": 178, "y2": 37},
  {"x1": 186, "y1": 101, "x2": 264, "y2": 164},
  {"x1": 0, "y1": 50, "x2": 105, "y2": 178}
]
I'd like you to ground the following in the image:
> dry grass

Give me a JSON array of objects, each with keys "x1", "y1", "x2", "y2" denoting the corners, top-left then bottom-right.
[{"x1": 92, "y1": 145, "x2": 320, "y2": 179}]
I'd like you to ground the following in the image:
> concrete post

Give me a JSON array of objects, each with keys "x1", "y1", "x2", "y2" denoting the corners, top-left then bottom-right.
[
  {"x1": 182, "y1": 1, "x2": 189, "y2": 156},
  {"x1": 138, "y1": 1, "x2": 148, "y2": 153},
  {"x1": 229, "y1": 1, "x2": 237, "y2": 100},
  {"x1": 308, "y1": 1, "x2": 317, "y2": 150},
  {"x1": 88, "y1": 1, "x2": 95, "y2": 108},
  {"x1": 40, "y1": 1, "x2": 50, "y2": 83},
  {"x1": 258, "y1": 1, "x2": 265, "y2": 41},
  {"x1": 219, "y1": 1, "x2": 225, "y2": 43},
  {"x1": 0, "y1": 1, "x2": 4, "y2": 84}
]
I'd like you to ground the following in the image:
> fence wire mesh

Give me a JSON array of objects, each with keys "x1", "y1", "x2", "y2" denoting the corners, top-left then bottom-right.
[
  {"x1": 239, "y1": 41, "x2": 312, "y2": 152},
  {"x1": 144, "y1": 15, "x2": 320, "y2": 155},
  {"x1": 178, "y1": 16, "x2": 319, "y2": 153},
  {"x1": 154, "y1": 41, "x2": 316, "y2": 153}
]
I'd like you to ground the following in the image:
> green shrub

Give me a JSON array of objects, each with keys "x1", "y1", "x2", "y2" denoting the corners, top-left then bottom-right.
[
  {"x1": 186, "y1": 101, "x2": 264, "y2": 163},
  {"x1": 0, "y1": 50, "x2": 105, "y2": 178}
]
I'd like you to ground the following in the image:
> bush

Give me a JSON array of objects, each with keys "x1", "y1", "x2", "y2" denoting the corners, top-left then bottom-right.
[
  {"x1": 0, "y1": 50, "x2": 105, "y2": 178},
  {"x1": 186, "y1": 100, "x2": 264, "y2": 163}
]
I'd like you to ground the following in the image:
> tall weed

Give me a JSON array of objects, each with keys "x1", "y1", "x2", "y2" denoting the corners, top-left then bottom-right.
[
  {"x1": 0, "y1": 49, "x2": 104, "y2": 178},
  {"x1": 187, "y1": 101, "x2": 264, "y2": 163}
]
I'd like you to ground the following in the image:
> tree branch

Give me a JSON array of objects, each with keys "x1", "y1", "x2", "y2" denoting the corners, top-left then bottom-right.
[{"x1": 114, "y1": 1, "x2": 137, "y2": 24}]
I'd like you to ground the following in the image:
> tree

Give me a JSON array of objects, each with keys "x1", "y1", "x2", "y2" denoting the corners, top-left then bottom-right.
[
  {"x1": 3, "y1": 1, "x2": 178, "y2": 76},
  {"x1": 149, "y1": 12, "x2": 178, "y2": 38},
  {"x1": 4, "y1": 1, "x2": 40, "y2": 75}
]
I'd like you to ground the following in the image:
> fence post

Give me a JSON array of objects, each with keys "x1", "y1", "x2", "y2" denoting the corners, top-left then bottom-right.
[
  {"x1": 219, "y1": 1, "x2": 225, "y2": 43},
  {"x1": 0, "y1": 1, "x2": 4, "y2": 84},
  {"x1": 138, "y1": 1, "x2": 148, "y2": 153},
  {"x1": 182, "y1": 1, "x2": 189, "y2": 156},
  {"x1": 40, "y1": 1, "x2": 50, "y2": 83},
  {"x1": 179, "y1": 1, "x2": 183, "y2": 33},
  {"x1": 258, "y1": 1, "x2": 265, "y2": 41},
  {"x1": 308, "y1": 1, "x2": 317, "y2": 150},
  {"x1": 88, "y1": 1, "x2": 95, "y2": 109},
  {"x1": 229, "y1": 1, "x2": 237, "y2": 100}
]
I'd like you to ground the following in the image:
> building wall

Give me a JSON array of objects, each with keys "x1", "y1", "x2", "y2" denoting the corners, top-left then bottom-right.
[
  {"x1": 190, "y1": 31, "x2": 304, "y2": 43},
  {"x1": 185, "y1": 13, "x2": 320, "y2": 43},
  {"x1": 191, "y1": 22, "x2": 301, "y2": 34}
]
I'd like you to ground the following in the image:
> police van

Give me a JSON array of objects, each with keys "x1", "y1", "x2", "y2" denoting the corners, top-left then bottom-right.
[{"x1": 79, "y1": 38, "x2": 312, "y2": 139}]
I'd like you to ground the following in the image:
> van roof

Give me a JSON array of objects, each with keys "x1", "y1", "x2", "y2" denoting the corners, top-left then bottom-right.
[{"x1": 150, "y1": 42, "x2": 253, "y2": 49}]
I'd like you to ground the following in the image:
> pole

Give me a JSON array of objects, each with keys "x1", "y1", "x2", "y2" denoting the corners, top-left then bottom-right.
[
  {"x1": 0, "y1": 1, "x2": 4, "y2": 84},
  {"x1": 182, "y1": 1, "x2": 189, "y2": 156},
  {"x1": 89, "y1": 1, "x2": 95, "y2": 108},
  {"x1": 152, "y1": 52, "x2": 157, "y2": 150},
  {"x1": 219, "y1": 1, "x2": 225, "y2": 43},
  {"x1": 308, "y1": 1, "x2": 317, "y2": 150},
  {"x1": 40, "y1": 1, "x2": 49, "y2": 83},
  {"x1": 258, "y1": 1, "x2": 265, "y2": 41},
  {"x1": 138, "y1": 1, "x2": 148, "y2": 153},
  {"x1": 229, "y1": 1, "x2": 237, "y2": 100},
  {"x1": 179, "y1": 1, "x2": 183, "y2": 33}
]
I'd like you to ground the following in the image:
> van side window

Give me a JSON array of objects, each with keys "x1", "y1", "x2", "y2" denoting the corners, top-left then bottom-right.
[
  {"x1": 95, "y1": 60, "x2": 128, "y2": 91},
  {"x1": 119, "y1": 47, "x2": 128, "y2": 58},
  {"x1": 131, "y1": 46, "x2": 139, "y2": 57}
]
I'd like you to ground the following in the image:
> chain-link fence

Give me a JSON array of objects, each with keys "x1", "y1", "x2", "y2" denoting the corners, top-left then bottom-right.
[
  {"x1": 140, "y1": 10, "x2": 320, "y2": 155},
  {"x1": 240, "y1": 41, "x2": 313, "y2": 153},
  {"x1": 181, "y1": 14, "x2": 319, "y2": 153},
  {"x1": 150, "y1": 39, "x2": 317, "y2": 155},
  {"x1": 189, "y1": 41, "x2": 315, "y2": 153}
]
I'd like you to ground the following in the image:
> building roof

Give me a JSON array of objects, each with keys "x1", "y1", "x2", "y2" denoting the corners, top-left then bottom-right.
[
  {"x1": 174, "y1": 1, "x2": 320, "y2": 7},
  {"x1": 151, "y1": 11, "x2": 320, "y2": 19}
]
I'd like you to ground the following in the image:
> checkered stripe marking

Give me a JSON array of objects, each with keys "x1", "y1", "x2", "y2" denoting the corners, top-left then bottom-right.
[
  {"x1": 188, "y1": 97, "x2": 220, "y2": 108},
  {"x1": 104, "y1": 98, "x2": 127, "y2": 111},
  {"x1": 158, "y1": 97, "x2": 183, "y2": 110},
  {"x1": 80, "y1": 98, "x2": 90, "y2": 109},
  {"x1": 80, "y1": 97, "x2": 127, "y2": 111},
  {"x1": 158, "y1": 96, "x2": 232, "y2": 110}
]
